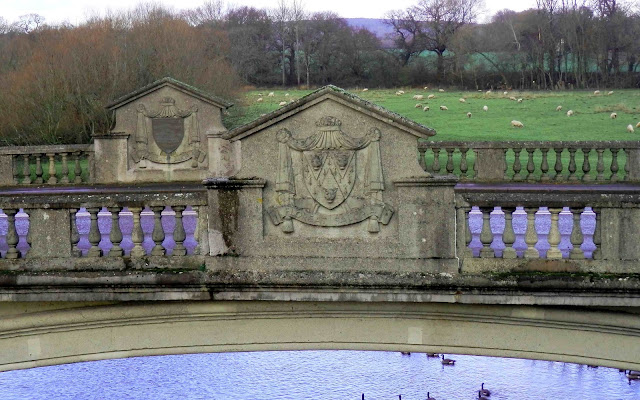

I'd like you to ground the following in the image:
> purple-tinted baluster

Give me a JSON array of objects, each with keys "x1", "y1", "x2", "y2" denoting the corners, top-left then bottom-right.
[
  {"x1": 0, "y1": 210, "x2": 7, "y2": 258},
  {"x1": 119, "y1": 207, "x2": 134, "y2": 256},
  {"x1": 97, "y1": 207, "x2": 113, "y2": 256},
  {"x1": 490, "y1": 207, "x2": 506, "y2": 257},
  {"x1": 140, "y1": 207, "x2": 155, "y2": 255},
  {"x1": 161, "y1": 206, "x2": 176, "y2": 256},
  {"x1": 183, "y1": 206, "x2": 198, "y2": 255},
  {"x1": 534, "y1": 207, "x2": 551, "y2": 258},
  {"x1": 511, "y1": 207, "x2": 528, "y2": 257},
  {"x1": 581, "y1": 207, "x2": 597, "y2": 259},
  {"x1": 558, "y1": 207, "x2": 573, "y2": 258},
  {"x1": 15, "y1": 208, "x2": 30, "y2": 257},
  {"x1": 76, "y1": 208, "x2": 91, "y2": 256},
  {"x1": 467, "y1": 206, "x2": 483, "y2": 257}
]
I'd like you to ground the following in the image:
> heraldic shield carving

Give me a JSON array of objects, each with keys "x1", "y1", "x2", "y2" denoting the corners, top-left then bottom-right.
[
  {"x1": 268, "y1": 116, "x2": 393, "y2": 233},
  {"x1": 133, "y1": 97, "x2": 206, "y2": 167}
]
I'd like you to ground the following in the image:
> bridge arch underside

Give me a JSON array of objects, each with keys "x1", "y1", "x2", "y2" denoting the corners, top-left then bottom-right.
[{"x1": 0, "y1": 301, "x2": 639, "y2": 372}]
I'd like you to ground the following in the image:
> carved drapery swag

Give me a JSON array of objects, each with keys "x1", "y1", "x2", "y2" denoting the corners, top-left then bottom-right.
[
  {"x1": 269, "y1": 116, "x2": 393, "y2": 233},
  {"x1": 133, "y1": 97, "x2": 206, "y2": 167}
]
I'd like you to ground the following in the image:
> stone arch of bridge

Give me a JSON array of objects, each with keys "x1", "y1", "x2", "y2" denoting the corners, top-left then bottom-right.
[{"x1": 1, "y1": 301, "x2": 638, "y2": 372}]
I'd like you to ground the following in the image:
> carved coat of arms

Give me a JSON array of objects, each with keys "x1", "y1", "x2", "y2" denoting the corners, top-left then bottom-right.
[
  {"x1": 133, "y1": 97, "x2": 206, "y2": 167},
  {"x1": 269, "y1": 116, "x2": 393, "y2": 233}
]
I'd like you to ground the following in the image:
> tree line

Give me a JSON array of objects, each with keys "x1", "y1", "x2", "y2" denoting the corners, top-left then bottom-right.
[{"x1": 0, "y1": 0, "x2": 638, "y2": 145}]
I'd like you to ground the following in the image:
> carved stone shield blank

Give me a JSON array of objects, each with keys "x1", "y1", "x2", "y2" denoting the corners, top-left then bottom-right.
[{"x1": 152, "y1": 118, "x2": 185, "y2": 155}]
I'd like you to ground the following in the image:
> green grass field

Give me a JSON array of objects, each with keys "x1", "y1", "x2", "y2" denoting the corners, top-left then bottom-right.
[{"x1": 225, "y1": 88, "x2": 640, "y2": 142}]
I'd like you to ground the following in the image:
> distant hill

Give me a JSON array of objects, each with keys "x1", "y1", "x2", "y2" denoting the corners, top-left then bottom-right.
[{"x1": 345, "y1": 18, "x2": 395, "y2": 47}]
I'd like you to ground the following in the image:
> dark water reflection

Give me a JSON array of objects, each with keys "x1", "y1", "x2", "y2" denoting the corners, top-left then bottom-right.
[{"x1": 0, "y1": 351, "x2": 638, "y2": 399}]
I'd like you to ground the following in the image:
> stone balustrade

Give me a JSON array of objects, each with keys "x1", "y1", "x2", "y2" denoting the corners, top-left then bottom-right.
[
  {"x1": 419, "y1": 141, "x2": 640, "y2": 182},
  {"x1": 0, "y1": 144, "x2": 94, "y2": 186}
]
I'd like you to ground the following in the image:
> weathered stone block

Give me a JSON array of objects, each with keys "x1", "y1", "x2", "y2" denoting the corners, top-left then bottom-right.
[{"x1": 28, "y1": 209, "x2": 72, "y2": 259}]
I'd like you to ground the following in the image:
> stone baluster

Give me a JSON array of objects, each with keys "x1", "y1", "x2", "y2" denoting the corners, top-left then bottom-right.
[
  {"x1": 151, "y1": 206, "x2": 166, "y2": 256},
  {"x1": 490, "y1": 207, "x2": 506, "y2": 258},
  {"x1": 512, "y1": 148, "x2": 523, "y2": 181},
  {"x1": 75, "y1": 208, "x2": 91, "y2": 257},
  {"x1": 512, "y1": 207, "x2": 528, "y2": 258},
  {"x1": 524, "y1": 207, "x2": 539, "y2": 259},
  {"x1": 580, "y1": 207, "x2": 597, "y2": 259},
  {"x1": 553, "y1": 148, "x2": 563, "y2": 180},
  {"x1": 129, "y1": 207, "x2": 146, "y2": 257},
  {"x1": 558, "y1": 207, "x2": 573, "y2": 258},
  {"x1": 502, "y1": 208, "x2": 517, "y2": 259},
  {"x1": 108, "y1": 207, "x2": 123, "y2": 257},
  {"x1": 624, "y1": 148, "x2": 630, "y2": 181},
  {"x1": 97, "y1": 207, "x2": 112, "y2": 256},
  {"x1": 73, "y1": 152, "x2": 82, "y2": 183},
  {"x1": 479, "y1": 208, "x2": 494, "y2": 258},
  {"x1": 595, "y1": 149, "x2": 605, "y2": 181},
  {"x1": 418, "y1": 148, "x2": 427, "y2": 172},
  {"x1": 547, "y1": 208, "x2": 562, "y2": 259},
  {"x1": 467, "y1": 206, "x2": 483, "y2": 257},
  {"x1": 0, "y1": 210, "x2": 7, "y2": 258},
  {"x1": 540, "y1": 148, "x2": 550, "y2": 181},
  {"x1": 118, "y1": 207, "x2": 134, "y2": 256},
  {"x1": 183, "y1": 206, "x2": 199, "y2": 255},
  {"x1": 11, "y1": 157, "x2": 19, "y2": 185},
  {"x1": 535, "y1": 207, "x2": 551, "y2": 258},
  {"x1": 14, "y1": 209, "x2": 30, "y2": 258},
  {"x1": 581, "y1": 148, "x2": 592, "y2": 181},
  {"x1": 34, "y1": 154, "x2": 44, "y2": 184},
  {"x1": 526, "y1": 148, "x2": 536, "y2": 181},
  {"x1": 569, "y1": 208, "x2": 585, "y2": 259},
  {"x1": 445, "y1": 148, "x2": 455, "y2": 174},
  {"x1": 161, "y1": 206, "x2": 176, "y2": 256},
  {"x1": 46, "y1": 153, "x2": 57, "y2": 184},
  {"x1": 70, "y1": 208, "x2": 80, "y2": 257},
  {"x1": 140, "y1": 207, "x2": 155, "y2": 255},
  {"x1": 567, "y1": 148, "x2": 578, "y2": 181},
  {"x1": 21, "y1": 155, "x2": 31, "y2": 185},
  {"x1": 60, "y1": 153, "x2": 70, "y2": 184},
  {"x1": 87, "y1": 152, "x2": 94, "y2": 183},
  {"x1": 4, "y1": 210, "x2": 19, "y2": 259},
  {"x1": 610, "y1": 149, "x2": 619, "y2": 182},
  {"x1": 431, "y1": 148, "x2": 441, "y2": 174},
  {"x1": 593, "y1": 210, "x2": 602, "y2": 260},
  {"x1": 459, "y1": 148, "x2": 469, "y2": 179},
  {"x1": 87, "y1": 207, "x2": 102, "y2": 257},
  {"x1": 173, "y1": 206, "x2": 187, "y2": 256}
]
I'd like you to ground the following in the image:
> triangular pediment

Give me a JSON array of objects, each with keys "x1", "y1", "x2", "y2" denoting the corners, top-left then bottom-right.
[{"x1": 223, "y1": 85, "x2": 436, "y2": 141}]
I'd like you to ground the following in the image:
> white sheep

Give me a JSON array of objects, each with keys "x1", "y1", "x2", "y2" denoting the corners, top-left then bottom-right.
[
  {"x1": 398, "y1": 90, "x2": 405, "y2": 94},
  {"x1": 509, "y1": 96, "x2": 517, "y2": 101},
  {"x1": 256, "y1": 97, "x2": 263, "y2": 102},
  {"x1": 608, "y1": 91, "x2": 614, "y2": 95},
  {"x1": 413, "y1": 94, "x2": 424, "y2": 100},
  {"x1": 395, "y1": 91, "x2": 403, "y2": 96},
  {"x1": 610, "y1": 112, "x2": 617, "y2": 119},
  {"x1": 503, "y1": 91, "x2": 508, "y2": 95},
  {"x1": 423, "y1": 86, "x2": 429, "y2": 90},
  {"x1": 278, "y1": 101, "x2": 287, "y2": 106},
  {"x1": 511, "y1": 120, "x2": 524, "y2": 128},
  {"x1": 486, "y1": 90, "x2": 492, "y2": 94},
  {"x1": 459, "y1": 98, "x2": 466, "y2": 103},
  {"x1": 556, "y1": 105, "x2": 562, "y2": 111},
  {"x1": 440, "y1": 105, "x2": 448, "y2": 110},
  {"x1": 483, "y1": 105, "x2": 488, "y2": 112},
  {"x1": 362, "y1": 88, "x2": 368, "y2": 92},
  {"x1": 593, "y1": 90, "x2": 600, "y2": 95},
  {"x1": 438, "y1": 89, "x2": 445, "y2": 92},
  {"x1": 517, "y1": 98, "x2": 523, "y2": 103},
  {"x1": 268, "y1": 92, "x2": 275, "y2": 97},
  {"x1": 627, "y1": 124, "x2": 635, "y2": 133},
  {"x1": 285, "y1": 93, "x2": 289, "y2": 97},
  {"x1": 467, "y1": 112, "x2": 472, "y2": 118},
  {"x1": 636, "y1": 121, "x2": 640, "y2": 128},
  {"x1": 428, "y1": 94, "x2": 436, "y2": 99},
  {"x1": 423, "y1": 106, "x2": 430, "y2": 111},
  {"x1": 415, "y1": 103, "x2": 422, "y2": 108},
  {"x1": 567, "y1": 110, "x2": 574, "y2": 116}
]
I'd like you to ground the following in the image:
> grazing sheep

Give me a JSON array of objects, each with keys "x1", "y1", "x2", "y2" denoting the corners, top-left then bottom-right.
[
  {"x1": 486, "y1": 90, "x2": 492, "y2": 94},
  {"x1": 423, "y1": 106, "x2": 430, "y2": 111},
  {"x1": 424, "y1": 86, "x2": 429, "y2": 90},
  {"x1": 459, "y1": 98, "x2": 466, "y2": 103},
  {"x1": 628, "y1": 124, "x2": 635, "y2": 133},
  {"x1": 503, "y1": 91, "x2": 508, "y2": 95},
  {"x1": 509, "y1": 96, "x2": 517, "y2": 101},
  {"x1": 395, "y1": 91, "x2": 403, "y2": 96},
  {"x1": 517, "y1": 98, "x2": 523, "y2": 103},
  {"x1": 428, "y1": 94, "x2": 436, "y2": 99},
  {"x1": 398, "y1": 90, "x2": 405, "y2": 94},
  {"x1": 362, "y1": 88, "x2": 368, "y2": 92},
  {"x1": 556, "y1": 105, "x2": 562, "y2": 111},
  {"x1": 610, "y1": 112, "x2": 617, "y2": 119},
  {"x1": 636, "y1": 121, "x2": 640, "y2": 128},
  {"x1": 415, "y1": 103, "x2": 422, "y2": 108},
  {"x1": 278, "y1": 101, "x2": 287, "y2": 106},
  {"x1": 256, "y1": 97, "x2": 263, "y2": 102},
  {"x1": 511, "y1": 120, "x2": 524, "y2": 128},
  {"x1": 483, "y1": 105, "x2": 488, "y2": 112},
  {"x1": 438, "y1": 89, "x2": 445, "y2": 92},
  {"x1": 467, "y1": 112, "x2": 472, "y2": 118},
  {"x1": 567, "y1": 110, "x2": 574, "y2": 116},
  {"x1": 608, "y1": 91, "x2": 614, "y2": 95},
  {"x1": 593, "y1": 90, "x2": 601, "y2": 95},
  {"x1": 413, "y1": 94, "x2": 424, "y2": 100},
  {"x1": 268, "y1": 92, "x2": 275, "y2": 97},
  {"x1": 440, "y1": 105, "x2": 448, "y2": 110},
  {"x1": 285, "y1": 93, "x2": 289, "y2": 97}
]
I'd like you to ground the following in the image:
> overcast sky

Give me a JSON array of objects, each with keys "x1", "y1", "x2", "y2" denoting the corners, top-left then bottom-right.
[{"x1": 2, "y1": 0, "x2": 539, "y2": 25}]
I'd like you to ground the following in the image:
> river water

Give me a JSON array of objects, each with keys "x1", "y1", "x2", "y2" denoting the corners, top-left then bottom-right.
[{"x1": 0, "y1": 351, "x2": 638, "y2": 399}]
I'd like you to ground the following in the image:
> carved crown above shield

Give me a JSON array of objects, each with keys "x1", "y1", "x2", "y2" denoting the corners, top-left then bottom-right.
[{"x1": 268, "y1": 116, "x2": 393, "y2": 233}]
